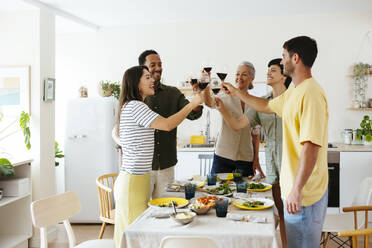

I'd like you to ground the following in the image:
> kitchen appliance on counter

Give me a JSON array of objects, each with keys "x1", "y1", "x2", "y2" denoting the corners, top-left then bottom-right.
[
  {"x1": 341, "y1": 129, "x2": 353, "y2": 145},
  {"x1": 65, "y1": 97, "x2": 119, "y2": 223},
  {"x1": 327, "y1": 151, "x2": 340, "y2": 211}
]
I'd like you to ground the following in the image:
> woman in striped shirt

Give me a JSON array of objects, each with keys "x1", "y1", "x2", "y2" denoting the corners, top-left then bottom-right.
[{"x1": 114, "y1": 65, "x2": 203, "y2": 246}]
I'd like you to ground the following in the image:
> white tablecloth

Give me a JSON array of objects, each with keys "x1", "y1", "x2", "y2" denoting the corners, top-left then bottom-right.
[{"x1": 122, "y1": 190, "x2": 278, "y2": 248}]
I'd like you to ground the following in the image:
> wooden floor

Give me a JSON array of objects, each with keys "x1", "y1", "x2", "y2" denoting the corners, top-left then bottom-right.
[
  {"x1": 49, "y1": 224, "x2": 114, "y2": 248},
  {"x1": 48, "y1": 224, "x2": 368, "y2": 248}
]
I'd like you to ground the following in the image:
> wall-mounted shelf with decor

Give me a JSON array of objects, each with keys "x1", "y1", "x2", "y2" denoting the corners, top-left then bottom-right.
[
  {"x1": 178, "y1": 81, "x2": 268, "y2": 97},
  {"x1": 347, "y1": 108, "x2": 372, "y2": 111},
  {"x1": 348, "y1": 73, "x2": 372, "y2": 78},
  {"x1": 178, "y1": 87, "x2": 194, "y2": 97}
]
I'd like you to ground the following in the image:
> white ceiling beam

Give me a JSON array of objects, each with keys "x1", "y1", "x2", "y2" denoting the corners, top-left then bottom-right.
[{"x1": 20, "y1": 0, "x2": 100, "y2": 31}]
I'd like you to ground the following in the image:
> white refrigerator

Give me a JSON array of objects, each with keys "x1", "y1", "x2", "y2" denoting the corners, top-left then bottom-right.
[{"x1": 65, "y1": 97, "x2": 119, "y2": 223}]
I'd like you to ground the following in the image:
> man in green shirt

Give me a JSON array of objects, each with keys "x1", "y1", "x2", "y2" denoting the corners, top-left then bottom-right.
[{"x1": 139, "y1": 50, "x2": 203, "y2": 198}]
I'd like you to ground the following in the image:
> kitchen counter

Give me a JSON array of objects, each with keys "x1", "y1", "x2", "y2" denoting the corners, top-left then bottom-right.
[
  {"x1": 177, "y1": 143, "x2": 266, "y2": 152},
  {"x1": 329, "y1": 143, "x2": 372, "y2": 152},
  {"x1": 178, "y1": 142, "x2": 372, "y2": 152}
]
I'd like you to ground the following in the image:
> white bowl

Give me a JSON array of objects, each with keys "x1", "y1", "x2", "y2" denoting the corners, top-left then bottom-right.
[
  {"x1": 170, "y1": 212, "x2": 196, "y2": 225},
  {"x1": 190, "y1": 205, "x2": 211, "y2": 215}
]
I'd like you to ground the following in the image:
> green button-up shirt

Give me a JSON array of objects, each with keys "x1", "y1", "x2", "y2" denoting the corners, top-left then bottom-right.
[
  {"x1": 246, "y1": 93, "x2": 283, "y2": 184},
  {"x1": 144, "y1": 83, "x2": 203, "y2": 170}
]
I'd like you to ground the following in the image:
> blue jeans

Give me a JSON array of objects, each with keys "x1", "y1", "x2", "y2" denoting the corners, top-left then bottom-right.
[
  {"x1": 211, "y1": 154, "x2": 253, "y2": 177},
  {"x1": 283, "y1": 189, "x2": 328, "y2": 248}
]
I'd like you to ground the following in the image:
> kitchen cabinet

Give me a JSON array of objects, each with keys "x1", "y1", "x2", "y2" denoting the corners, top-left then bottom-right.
[
  {"x1": 176, "y1": 149, "x2": 266, "y2": 180},
  {"x1": 176, "y1": 150, "x2": 214, "y2": 180},
  {"x1": 0, "y1": 159, "x2": 32, "y2": 248},
  {"x1": 340, "y1": 152, "x2": 372, "y2": 220}
]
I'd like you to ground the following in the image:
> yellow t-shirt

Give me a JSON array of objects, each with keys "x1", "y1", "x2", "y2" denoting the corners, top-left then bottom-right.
[{"x1": 269, "y1": 77, "x2": 328, "y2": 206}]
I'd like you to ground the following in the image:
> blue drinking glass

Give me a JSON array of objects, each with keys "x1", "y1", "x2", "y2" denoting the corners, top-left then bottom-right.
[
  {"x1": 184, "y1": 183, "x2": 196, "y2": 200},
  {"x1": 215, "y1": 198, "x2": 229, "y2": 217},
  {"x1": 233, "y1": 169, "x2": 244, "y2": 183},
  {"x1": 236, "y1": 181, "x2": 247, "y2": 193},
  {"x1": 207, "y1": 173, "x2": 217, "y2": 186}
]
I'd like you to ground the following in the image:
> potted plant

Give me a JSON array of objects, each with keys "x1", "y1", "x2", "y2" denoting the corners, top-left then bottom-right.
[
  {"x1": 351, "y1": 63, "x2": 371, "y2": 108},
  {"x1": 356, "y1": 115, "x2": 372, "y2": 145},
  {"x1": 98, "y1": 80, "x2": 121, "y2": 99},
  {"x1": 0, "y1": 111, "x2": 31, "y2": 176},
  {"x1": 55, "y1": 141, "x2": 64, "y2": 166},
  {"x1": 0, "y1": 158, "x2": 14, "y2": 177}
]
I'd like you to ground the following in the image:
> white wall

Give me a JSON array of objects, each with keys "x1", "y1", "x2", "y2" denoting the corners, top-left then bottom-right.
[
  {"x1": 0, "y1": 11, "x2": 37, "y2": 153},
  {"x1": 56, "y1": 12, "x2": 372, "y2": 145},
  {"x1": 0, "y1": 10, "x2": 56, "y2": 200}
]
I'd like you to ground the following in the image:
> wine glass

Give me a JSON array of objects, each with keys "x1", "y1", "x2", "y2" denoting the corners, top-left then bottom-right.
[
  {"x1": 216, "y1": 64, "x2": 228, "y2": 82},
  {"x1": 211, "y1": 77, "x2": 221, "y2": 95},
  {"x1": 202, "y1": 61, "x2": 213, "y2": 75},
  {"x1": 198, "y1": 75, "x2": 210, "y2": 91}
]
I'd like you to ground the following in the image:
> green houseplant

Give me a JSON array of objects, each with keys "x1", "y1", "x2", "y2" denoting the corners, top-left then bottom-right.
[
  {"x1": 0, "y1": 111, "x2": 31, "y2": 176},
  {"x1": 99, "y1": 80, "x2": 121, "y2": 99},
  {"x1": 0, "y1": 158, "x2": 14, "y2": 177},
  {"x1": 351, "y1": 63, "x2": 371, "y2": 107},
  {"x1": 55, "y1": 141, "x2": 64, "y2": 166},
  {"x1": 356, "y1": 115, "x2": 372, "y2": 145}
]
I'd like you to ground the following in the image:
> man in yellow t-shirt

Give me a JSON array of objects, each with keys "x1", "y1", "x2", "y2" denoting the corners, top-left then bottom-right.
[{"x1": 221, "y1": 36, "x2": 328, "y2": 248}]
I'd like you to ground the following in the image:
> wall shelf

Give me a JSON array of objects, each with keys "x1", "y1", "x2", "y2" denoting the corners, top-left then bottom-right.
[
  {"x1": 0, "y1": 234, "x2": 30, "y2": 248},
  {"x1": 347, "y1": 108, "x2": 372, "y2": 110},
  {"x1": 0, "y1": 193, "x2": 30, "y2": 207},
  {"x1": 0, "y1": 160, "x2": 32, "y2": 248}
]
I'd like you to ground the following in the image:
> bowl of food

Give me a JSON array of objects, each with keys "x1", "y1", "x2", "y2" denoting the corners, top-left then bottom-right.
[
  {"x1": 189, "y1": 201, "x2": 212, "y2": 215},
  {"x1": 170, "y1": 211, "x2": 196, "y2": 225}
]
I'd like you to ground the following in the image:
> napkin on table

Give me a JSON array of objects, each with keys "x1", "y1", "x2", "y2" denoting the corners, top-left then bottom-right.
[{"x1": 226, "y1": 213, "x2": 266, "y2": 223}]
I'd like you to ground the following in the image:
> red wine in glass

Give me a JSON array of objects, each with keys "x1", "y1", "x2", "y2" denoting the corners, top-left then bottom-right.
[
  {"x1": 212, "y1": 88, "x2": 220, "y2": 95},
  {"x1": 217, "y1": 73, "x2": 227, "y2": 81},
  {"x1": 203, "y1": 67, "x2": 212, "y2": 73},
  {"x1": 190, "y1": 78, "x2": 198, "y2": 85},
  {"x1": 198, "y1": 82, "x2": 209, "y2": 90}
]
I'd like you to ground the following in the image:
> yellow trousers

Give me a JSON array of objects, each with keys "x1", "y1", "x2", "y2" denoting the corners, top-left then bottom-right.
[{"x1": 113, "y1": 171, "x2": 150, "y2": 247}]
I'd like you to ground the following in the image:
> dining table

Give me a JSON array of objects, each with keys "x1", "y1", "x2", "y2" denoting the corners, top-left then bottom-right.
[{"x1": 121, "y1": 179, "x2": 279, "y2": 248}]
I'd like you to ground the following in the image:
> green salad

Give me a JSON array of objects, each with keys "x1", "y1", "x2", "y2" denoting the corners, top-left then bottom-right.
[
  {"x1": 159, "y1": 201, "x2": 178, "y2": 207},
  {"x1": 208, "y1": 183, "x2": 233, "y2": 195},
  {"x1": 242, "y1": 200, "x2": 264, "y2": 208},
  {"x1": 247, "y1": 183, "x2": 266, "y2": 189}
]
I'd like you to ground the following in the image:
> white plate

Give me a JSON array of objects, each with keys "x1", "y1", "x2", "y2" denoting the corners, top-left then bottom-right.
[
  {"x1": 233, "y1": 198, "x2": 274, "y2": 210},
  {"x1": 204, "y1": 185, "x2": 235, "y2": 197}
]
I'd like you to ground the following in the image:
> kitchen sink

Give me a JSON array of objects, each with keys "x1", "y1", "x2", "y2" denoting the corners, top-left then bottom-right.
[
  {"x1": 328, "y1": 143, "x2": 338, "y2": 148},
  {"x1": 183, "y1": 143, "x2": 215, "y2": 148}
]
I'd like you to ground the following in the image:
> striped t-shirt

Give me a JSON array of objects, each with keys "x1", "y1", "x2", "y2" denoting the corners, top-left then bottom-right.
[{"x1": 119, "y1": 100, "x2": 159, "y2": 175}]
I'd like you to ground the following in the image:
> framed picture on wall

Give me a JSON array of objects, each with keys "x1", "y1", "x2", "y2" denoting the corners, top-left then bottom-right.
[
  {"x1": 43, "y1": 78, "x2": 55, "y2": 101},
  {"x1": 0, "y1": 65, "x2": 31, "y2": 116}
]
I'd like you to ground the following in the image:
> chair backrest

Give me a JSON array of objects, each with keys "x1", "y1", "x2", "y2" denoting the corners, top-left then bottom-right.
[
  {"x1": 159, "y1": 236, "x2": 219, "y2": 248},
  {"x1": 352, "y1": 177, "x2": 372, "y2": 206},
  {"x1": 96, "y1": 173, "x2": 118, "y2": 223},
  {"x1": 198, "y1": 154, "x2": 214, "y2": 176},
  {"x1": 30, "y1": 191, "x2": 81, "y2": 248},
  {"x1": 339, "y1": 228, "x2": 372, "y2": 248}
]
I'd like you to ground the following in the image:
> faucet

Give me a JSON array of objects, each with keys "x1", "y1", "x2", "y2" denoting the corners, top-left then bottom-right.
[{"x1": 205, "y1": 109, "x2": 211, "y2": 144}]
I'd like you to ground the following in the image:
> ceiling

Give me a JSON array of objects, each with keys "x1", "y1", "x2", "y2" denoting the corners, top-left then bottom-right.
[{"x1": 1, "y1": 0, "x2": 372, "y2": 33}]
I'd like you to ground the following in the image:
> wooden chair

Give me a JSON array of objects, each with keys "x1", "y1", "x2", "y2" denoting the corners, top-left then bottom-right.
[
  {"x1": 198, "y1": 154, "x2": 214, "y2": 176},
  {"x1": 96, "y1": 173, "x2": 118, "y2": 239},
  {"x1": 159, "y1": 236, "x2": 219, "y2": 248},
  {"x1": 322, "y1": 177, "x2": 372, "y2": 247},
  {"x1": 30, "y1": 191, "x2": 115, "y2": 248},
  {"x1": 339, "y1": 228, "x2": 372, "y2": 248}
]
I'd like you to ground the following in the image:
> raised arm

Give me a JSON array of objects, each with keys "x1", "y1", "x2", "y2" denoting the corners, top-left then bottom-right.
[
  {"x1": 202, "y1": 85, "x2": 217, "y2": 108},
  {"x1": 176, "y1": 85, "x2": 203, "y2": 120},
  {"x1": 222, "y1": 82, "x2": 273, "y2": 114},
  {"x1": 150, "y1": 93, "x2": 203, "y2": 131},
  {"x1": 215, "y1": 97, "x2": 249, "y2": 130}
]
